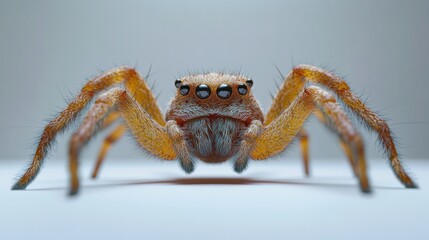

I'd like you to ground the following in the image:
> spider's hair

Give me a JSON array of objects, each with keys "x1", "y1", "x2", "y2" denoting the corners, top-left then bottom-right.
[{"x1": 174, "y1": 68, "x2": 252, "y2": 80}]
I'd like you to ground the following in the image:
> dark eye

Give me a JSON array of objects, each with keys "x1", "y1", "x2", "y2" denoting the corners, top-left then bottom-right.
[
  {"x1": 175, "y1": 79, "x2": 182, "y2": 88},
  {"x1": 246, "y1": 79, "x2": 253, "y2": 87},
  {"x1": 196, "y1": 84, "x2": 211, "y2": 99},
  {"x1": 180, "y1": 84, "x2": 190, "y2": 95},
  {"x1": 216, "y1": 84, "x2": 232, "y2": 99},
  {"x1": 237, "y1": 84, "x2": 248, "y2": 95}
]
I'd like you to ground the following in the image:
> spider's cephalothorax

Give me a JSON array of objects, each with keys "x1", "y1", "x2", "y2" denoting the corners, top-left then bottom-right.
[
  {"x1": 167, "y1": 73, "x2": 263, "y2": 163},
  {"x1": 12, "y1": 65, "x2": 418, "y2": 196}
]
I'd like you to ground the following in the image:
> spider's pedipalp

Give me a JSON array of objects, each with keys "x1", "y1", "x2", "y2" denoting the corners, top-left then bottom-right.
[
  {"x1": 166, "y1": 120, "x2": 195, "y2": 174},
  {"x1": 233, "y1": 120, "x2": 262, "y2": 173}
]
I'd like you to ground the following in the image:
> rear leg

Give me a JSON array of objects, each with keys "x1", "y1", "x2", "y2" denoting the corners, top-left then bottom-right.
[
  {"x1": 12, "y1": 67, "x2": 163, "y2": 190},
  {"x1": 91, "y1": 124, "x2": 127, "y2": 178},
  {"x1": 266, "y1": 64, "x2": 416, "y2": 188},
  {"x1": 298, "y1": 129, "x2": 310, "y2": 176},
  {"x1": 313, "y1": 108, "x2": 358, "y2": 177},
  {"x1": 292, "y1": 65, "x2": 416, "y2": 188}
]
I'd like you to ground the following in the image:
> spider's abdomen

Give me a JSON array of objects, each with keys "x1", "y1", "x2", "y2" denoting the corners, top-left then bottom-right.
[{"x1": 182, "y1": 117, "x2": 246, "y2": 163}]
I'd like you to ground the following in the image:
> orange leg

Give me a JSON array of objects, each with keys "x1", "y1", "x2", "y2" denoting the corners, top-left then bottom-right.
[
  {"x1": 69, "y1": 88, "x2": 176, "y2": 195},
  {"x1": 91, "y1": 124, "x2": 127, "y2": 179},
  {"x1": 265, "y1": 64, "x2": 416, "y2": 188},
  {"x1": 339, "y1": 140, "x2": 358, "y2": 177},
  {"x1": 294, "y1": 65, "x2": 415, "y2": 188},
  {"x1": 87, "y1": 111, "x2": 126, "y2": 178},
  {"x1": 100, "y1": 111, "x2": 121, "y2": 128},
  {"x1": 12, "y1": 67, "x2": 163, "y2": 190},
  {"x1": 314, "y1": 109, "x2": 358, "y2": 176},
  {"x1": 298, "y1": 129, "x2": 310, "y2": 176},
  {"x1": 252, "y1": 86, "x2": 370, "y2": 193}
]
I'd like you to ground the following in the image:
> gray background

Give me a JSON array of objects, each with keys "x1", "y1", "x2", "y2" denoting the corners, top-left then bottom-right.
[{"x1": 1, "y1": 0, "x2": 428, "y2": 161}]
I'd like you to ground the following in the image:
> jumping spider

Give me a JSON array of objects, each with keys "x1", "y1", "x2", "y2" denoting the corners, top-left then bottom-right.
[{"x1": 12, "y1": 65, "x2": 417, "y2": 195}]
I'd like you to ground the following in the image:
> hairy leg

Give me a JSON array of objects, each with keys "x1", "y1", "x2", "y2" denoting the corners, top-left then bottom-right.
[
  {"x1": 313, "y1": 109, "x2": 358, "y2": 176},
  {"x1": 264, "y1": 72, "x2": 316, "y2": 177},
  {"x1": 89, "y1": 111, "x2": 123, "y2": 178},
  {"x1": 91, "y1": 124, "x2": 127, "y2": 178},
  {"x1": 101, "y1": 111, "x2": 121, "y2": 127},
  {"x1": 12, "y1": 67, "x2": 163, "y2": 190},
  {"x1": 339, "y1": 140, "x2": 358, "y2": 177},
  {"x1": 252, "y1": 86, "x2": 370, "y2": 193},
  {"x1": 295, "y1": 65, "x2": 415, "y2": 187},
  {"x1": 265, "y1": 68, "x2": 306, "y2": 125},
  {"x1": 266, "y1": 64, "x2": 416, "y2": 188},
  {"x1": 69, "y1": 88, "x2": 176, "y2": 195}
]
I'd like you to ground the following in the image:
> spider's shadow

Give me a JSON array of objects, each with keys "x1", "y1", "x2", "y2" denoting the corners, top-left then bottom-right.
[{"x1": 27, "y1": 177, "x2": 403, "y2": 192}]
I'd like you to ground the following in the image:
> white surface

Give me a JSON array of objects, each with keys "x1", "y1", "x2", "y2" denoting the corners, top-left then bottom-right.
[{"x1": 1, "y1": 158, "x2": 428, "y2": 240}]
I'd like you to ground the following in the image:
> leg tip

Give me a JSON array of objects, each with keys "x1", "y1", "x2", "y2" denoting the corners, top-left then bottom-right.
[
  {"x1": 360, "y1": 181, "x2": 372, "y2": 194},
  {"x1": 405, "y1": 182, "x2": 419, "y2": 189},
  {"x1": 361, "y1": 187, "x2": 372, "y2": 194},
  {"x1": 68, "y1": 188, "x2": 79, "y2": 196},
  {"x1": 11, "y1": 182, "x2": 27, "y2": 190}
]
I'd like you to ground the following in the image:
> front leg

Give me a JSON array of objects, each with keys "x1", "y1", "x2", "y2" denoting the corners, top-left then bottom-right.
[
  {"x1": 234, "y1": 120, "x2": 262, "y2": 173},
  {"x1": 166, "y1": 120, "x2": 195, "y2": 174},
  {"x1": 68, "y1": 88, "x2": 177, "y2": 195},
  {"x1": 251, "y1": 86, "x2": 371, "y2": 193}
]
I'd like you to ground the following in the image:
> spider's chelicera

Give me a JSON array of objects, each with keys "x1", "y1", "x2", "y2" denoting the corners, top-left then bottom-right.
[{"x1": 12, "y1": 65, "x2": 418, "y2": 196}]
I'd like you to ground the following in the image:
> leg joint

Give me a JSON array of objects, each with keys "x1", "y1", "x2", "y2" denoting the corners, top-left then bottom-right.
[
  {"x1": 349, "y1": 134, "x2": 365, "y2": 153},
  {"x1": 304, "y1": 86, "x2": 336, "y2": 104},
  {"x1": 69, "y1": 133, "x2": 83, "y2": 154},
  {"x1": 105, "y1": 135, "x2": 120, "y2": 144},
  {"x1": 95, "y1": 87, "x2": 126, "y2": 105}
]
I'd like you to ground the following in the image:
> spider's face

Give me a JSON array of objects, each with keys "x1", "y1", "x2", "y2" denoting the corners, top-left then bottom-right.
[{"x1": 166, "y1": 73, "x2": 264, "y2": 124}]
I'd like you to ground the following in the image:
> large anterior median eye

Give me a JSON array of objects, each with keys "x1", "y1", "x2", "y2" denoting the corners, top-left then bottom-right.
[
  {"x1": 217, "y1": 84, "x2": 232, "y2": 99},
  {"x1": 180, "y1": 84, "x2": 190, "y2": 95},
  {"x1": 196, "y1": 84, "x2": 211, "y2": 99}
]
